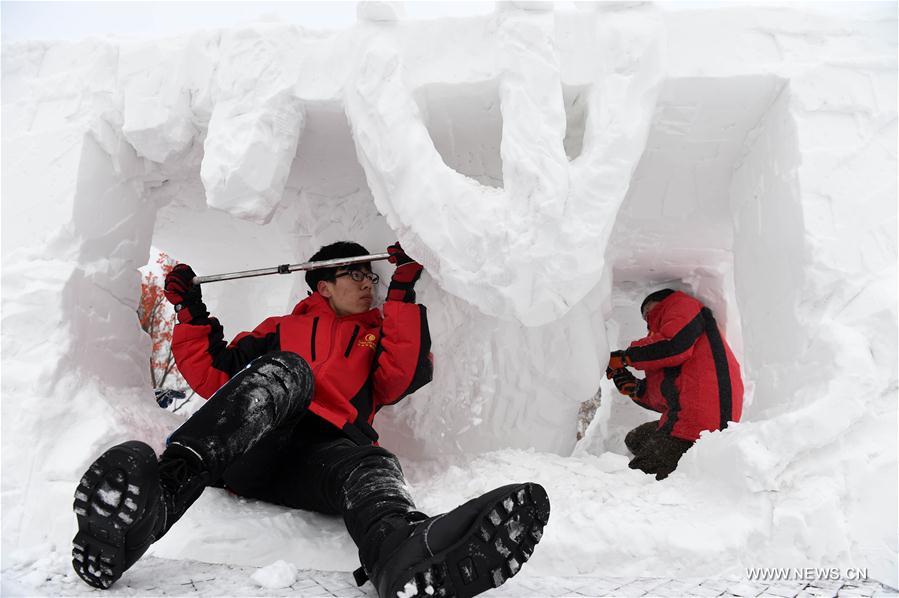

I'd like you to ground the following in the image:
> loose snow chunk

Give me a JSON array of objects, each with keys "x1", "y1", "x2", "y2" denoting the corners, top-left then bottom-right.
[
  {"x1": 506, "y1": 519, "x2": 525, "y2": 542},
  {"x1": 509, "y1": 557, "x2": 521, "y2": 575},
  {"x1": 98, "y1": 487, "x2": 121, "y2": 508},
  {"x1": 492, "y1": 568, "x2": 506, "y2": 587},
  {"x1": 397, "y1": 580, "x2": 418, "y2": 598},
  {"x1": 488, "y1": 509, "x2": 502, "y2": 525},
  {"x1": 250, "y1": 560, "x2": 298, "y2": 589}
]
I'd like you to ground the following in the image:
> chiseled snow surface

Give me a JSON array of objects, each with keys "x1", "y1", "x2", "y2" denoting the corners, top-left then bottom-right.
[{"x1": 1, "y1": 1, "x2": 897, "y2": 595}]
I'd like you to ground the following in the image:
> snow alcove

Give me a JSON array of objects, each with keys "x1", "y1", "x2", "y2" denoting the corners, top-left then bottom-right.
[
  {"x1": 599, "y1": 75, "x2": 794, "y2": 448},
  {"x1": 2, "y1": 1, "x2": 895, "y2": 590}
]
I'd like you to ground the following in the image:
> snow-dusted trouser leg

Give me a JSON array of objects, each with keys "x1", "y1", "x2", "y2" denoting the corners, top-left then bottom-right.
[
  {"x1": 290, "y1": 439, "x2": 420, "y2": 548},
  {"x1": 341, "y1": 448, "x2": 420, "y2": 545},
  {"x1": 624, "y1": 420, "x2": 659, "y2": 456},
  {"x1": 301, "y1": 442, "x2": 424, "y2": 584},
  {"x1": 167, "y1": 351, "x2": 314, "y2": 480}
]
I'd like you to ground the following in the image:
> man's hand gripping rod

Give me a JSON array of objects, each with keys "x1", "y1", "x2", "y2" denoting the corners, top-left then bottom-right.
[{"x1": 192, "y1": 253, "x2": 391, "y2": 285}]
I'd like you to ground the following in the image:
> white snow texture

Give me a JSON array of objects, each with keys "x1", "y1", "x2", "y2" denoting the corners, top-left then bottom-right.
[
  {"x1": 2, "y1": 0, "x2": 896, "y2": 592},
  {"x1": 251, "y1": 559, "x2": 299, "y2": 589}
]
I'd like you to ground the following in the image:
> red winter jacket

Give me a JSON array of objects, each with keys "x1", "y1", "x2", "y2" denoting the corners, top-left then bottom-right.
[
  {"x1": 171, "y1": 292, "x2": 433, "y2": 445},
  {"x1": 624, "y1": 291, "x2": 743, "y2": 442}
]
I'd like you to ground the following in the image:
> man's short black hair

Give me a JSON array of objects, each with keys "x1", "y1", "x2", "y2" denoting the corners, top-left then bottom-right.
[
  {"x1": 640, "y1": 288, "x2": 676, "y2": 315},
  {"x1": 305, "y1": 241, "x2": 371, "y2": 292}
]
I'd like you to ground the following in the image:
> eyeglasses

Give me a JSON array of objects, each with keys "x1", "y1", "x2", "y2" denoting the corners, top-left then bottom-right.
[{"x1": 334, "y1": 270, "x2": 380, "y2": 285}]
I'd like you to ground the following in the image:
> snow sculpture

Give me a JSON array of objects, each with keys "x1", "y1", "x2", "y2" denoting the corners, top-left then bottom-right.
[
  {"x1": 346, "y1": 3, "x2": 663, "y2": 326},
  {"x1": 1, "y1": 1, "x2": 896, "y2": 588}
]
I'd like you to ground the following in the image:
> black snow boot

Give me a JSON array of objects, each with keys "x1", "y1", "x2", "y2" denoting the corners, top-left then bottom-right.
[
  {"x1": 358, "y1": 482, "x2": 550, "y2": 598},
  {"x1": 72, "y1": 441, "x2": 208, "y2": 589}
]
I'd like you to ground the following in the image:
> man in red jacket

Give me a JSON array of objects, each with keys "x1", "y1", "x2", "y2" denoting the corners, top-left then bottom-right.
[
  {"x1": 607, "y1": 289, "x2": 744, "y2": 480},
  {"x1": 72, "y1": 241, "x2": 549, "y2": 598}
]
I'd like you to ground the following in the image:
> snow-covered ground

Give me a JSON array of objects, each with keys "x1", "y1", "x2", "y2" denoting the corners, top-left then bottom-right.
[
  {"x1": 4, "y1": 554, "x2": 897, "y2": 597},
  {"x1": 2, "y1": 2, "x2": 896, "y2": 596}
]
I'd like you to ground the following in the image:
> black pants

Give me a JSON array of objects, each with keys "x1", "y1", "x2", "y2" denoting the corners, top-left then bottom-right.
[
  {"x1": 624, "y1": 420, "x2": 694, "y2": 480},
  {"x1": 624, "y1": 421, "x2": 659, "y2": 455},
  {"x1": 165, "y1": 351, "x2": 418, "y2": 549}
]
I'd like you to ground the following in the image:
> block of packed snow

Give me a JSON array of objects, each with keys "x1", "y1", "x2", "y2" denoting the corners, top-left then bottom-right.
[
  {"x1": 197, "y1": 26, "x2": 314, "y2": 224},
  {"x1": 201, "y1": 92, "x2": 305, "y2": 223},
  {"x1": 119, "y1": 40, "x2": 203, "y2": 164}
]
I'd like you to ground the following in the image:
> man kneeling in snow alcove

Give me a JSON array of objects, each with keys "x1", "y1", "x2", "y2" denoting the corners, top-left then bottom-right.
[
  {"x1": 72, "y1": 241, "x2": 549, "y2": 598},
  {"x1": 607, "y1": 289, "x2": 744, "y2": 480}
]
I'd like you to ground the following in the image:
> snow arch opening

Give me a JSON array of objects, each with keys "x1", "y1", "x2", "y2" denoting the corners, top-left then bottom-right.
[
  {"x1": 150, "y1": 99, "x2": 397, "y2": 337},
  {"x1": 595, "y1": 75, "x2": 797, "y2": 449},
  {"x1": 414, "y1": 80, "x2": 504, "y2": 189},
  {"x1": 413, "y1": 80, "x2": 591, "y2": 189}
]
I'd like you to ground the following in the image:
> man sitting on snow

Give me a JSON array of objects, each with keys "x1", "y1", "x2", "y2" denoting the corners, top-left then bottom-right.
[
  {"x1": 607, "y1": 289, "x2": 744, "y2": 480},
  {"x1": 72, "y1": 241, "x2": 549, "y2": 598}
]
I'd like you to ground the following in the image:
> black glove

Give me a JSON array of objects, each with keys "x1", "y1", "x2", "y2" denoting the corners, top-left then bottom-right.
[
  {"x1": 609, "y1": 368, "x2": 640, "y2": 397},
  {"x1": 628, "y1": 433, "x2": 693, "y2": 481},
  {"x1": 164, "y1": 264, "x2": 208, "y2": 324},
  {"x1": 386, "y1": 242, "x2": 424, "y2": 303}
]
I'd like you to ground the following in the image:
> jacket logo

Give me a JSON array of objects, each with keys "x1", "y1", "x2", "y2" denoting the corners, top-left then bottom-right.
[{"x1": 358, "y1": 333, "x2": 377, "y2": 351}]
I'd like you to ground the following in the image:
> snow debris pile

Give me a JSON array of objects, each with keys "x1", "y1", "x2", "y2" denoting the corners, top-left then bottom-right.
[{"x1": 1, "y1": 1, "x2": 896, "y2": 592}]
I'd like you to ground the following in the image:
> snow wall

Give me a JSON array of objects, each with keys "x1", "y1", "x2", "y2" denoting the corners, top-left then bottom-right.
[{"x1": 2, "y1": 1, "x2": 896, "y2": 587}]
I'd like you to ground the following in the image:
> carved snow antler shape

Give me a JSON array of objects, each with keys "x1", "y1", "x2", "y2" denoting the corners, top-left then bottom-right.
[{"x1": 347, "y1": 5, "x2": 664, "y2": 326}]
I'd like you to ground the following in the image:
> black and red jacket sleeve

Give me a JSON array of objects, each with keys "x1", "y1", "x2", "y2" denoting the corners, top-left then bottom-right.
[
  {"x1": 172, "y1": 315, "x2": 282, "y2": 399},
  {"x1": 625, "y1": 295, "x2": 705, "y2": 370},
  {"x1": 371, "y1": 300, "x2": 433, "y2": 407}
]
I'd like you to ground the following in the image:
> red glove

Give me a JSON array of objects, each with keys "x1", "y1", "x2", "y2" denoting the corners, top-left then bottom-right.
[
  {"x1": 164, "y1": 264, "x2": 208, "y2": 324},
  {"x1": 386, "y1": 242, "x2": 423, "y2": 303},
  {"x1": 608, "y1": 350, "x2": 630, "y2": 370}
]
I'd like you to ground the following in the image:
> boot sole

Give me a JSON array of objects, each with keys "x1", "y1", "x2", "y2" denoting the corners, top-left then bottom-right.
[
  {"x1": 72, "y1": 441, "x2": 158, "y2": 590},
  {"x1": 386, "y1": 482, "x2": 550, "y2": 598}
]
